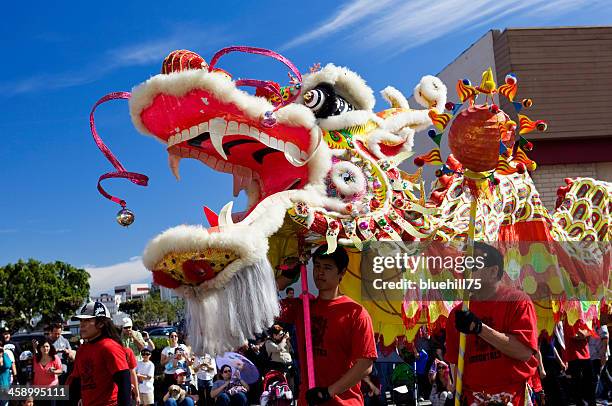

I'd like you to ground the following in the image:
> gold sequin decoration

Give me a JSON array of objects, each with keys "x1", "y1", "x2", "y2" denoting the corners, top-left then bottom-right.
[{"x1": 154, "y1": 249, "x2": 239, "y2": 286}]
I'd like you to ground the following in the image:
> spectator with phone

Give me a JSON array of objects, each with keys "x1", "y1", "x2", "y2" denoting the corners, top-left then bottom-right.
[
  {"x1": 141, "y1": 331, "x2": 155, "y2": 351},
  {"x1": 32, "y1": 340, "x2": 62, "y2": 404},
  {"x1": 48, "y1": 323, "x2": 75, "y2": 384},
  {"x1": 49, "y1": 323, "x2": 74, "y2": 360},
  {"x1": 120, "y1": 318, "x2": 146, "y2": 361},
  {"x1": 265, "y1": 325, "x2": 293, "y2": 373},
  {"x1": 210, "y1": 365, "x2": 249, "y2": 406},
  {"x1": 194, "y1": 353, "x2": 216, "y2": 406},
  {"x1": 161, "y1": 333, "x2": 189, "y2": 392},
  {"x1": 428, "y1": 359, "x2": 453, "y2": 406}
]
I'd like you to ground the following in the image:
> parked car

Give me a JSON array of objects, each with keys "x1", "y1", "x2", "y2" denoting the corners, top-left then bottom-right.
[
  {"x1": 11, "y1": 331, "x2": 76, "y2": 352},
  {"x1": 144, "y1": 326, "x2": 176, "y2": 338}
]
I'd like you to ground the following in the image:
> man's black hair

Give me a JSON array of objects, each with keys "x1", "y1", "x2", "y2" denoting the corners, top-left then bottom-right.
[
  {"x1": 95, "y1": 317, "x2": 123, "y2": 346},
  {"x1": 474, "y1": 242, "x2": 504, "y2": 279},
  {"x1": 312, "y1": 245, "x2": 349, "y2": 272},
  {"x1": 285, "y1": 287, "x2": 294, "y2": 294}
]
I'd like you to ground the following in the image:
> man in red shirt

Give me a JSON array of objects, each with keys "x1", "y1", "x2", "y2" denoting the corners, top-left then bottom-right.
[
  {"x1": 68, "y1": 301, "x2": 131, "y2": 406},
  {"x1": 280, "y1": 245, "x2": 378, "y2": 405},
  {"x1": 446, "y1": 242, "x2": 538, "y2": 405},
  {"x1": 563, "y1": 320, "x2": 594, "y2": 406}
]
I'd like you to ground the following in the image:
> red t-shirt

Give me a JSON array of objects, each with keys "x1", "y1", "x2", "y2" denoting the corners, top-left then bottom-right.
[
  {"x1": 124, "y1": 347, "x2": 137, "y2": 369},
  {"x1": 446, "y1": 286, "x2": 538, "y2": 405},
  {"x1": 69, "y1": 337, "x2": 130, "y2": 406},
  {"x1": 32, "y1": 355, "x2": 62, "y2": 386},
  {"x1": 563, "y1": 321, "x2": 590, "y2": 361},
  {"x1": 280, "y1": 296, "x2": 378, "y2": 406}
]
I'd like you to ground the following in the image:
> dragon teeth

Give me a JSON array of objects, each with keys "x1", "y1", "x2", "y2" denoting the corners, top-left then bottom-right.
[
  {"x1": 198, "y1": 122, "x2": 209, "y2": 134},
  {"x1": 167, "y1": 117, "x2": 310, "y2": 167},
  {"x1": 168, "y1": 154, "x2": 182, "y2": 180},
  {"x1": 209, "y1": 118, "x2": 228, "y2": 160},
  {"x1": 268, "y1": 136, "x2": 277, "y2": 149},
  {"x1": 239, "y1": 123, "x2": 250, "y2": 136},
  {"x1": 284, "y1": 142, "x2": 304, "y2": 166},
  {"x1": 227, "y1": 121, "x2": 239, "y2": 134},
  {"x1": 232, "y1": 175, "x2": 243, "y2": 197}
]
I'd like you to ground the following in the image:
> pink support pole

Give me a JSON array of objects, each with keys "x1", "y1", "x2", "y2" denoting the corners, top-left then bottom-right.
[{"x1": 300, "y1": 261, "x2": 315, "y2": 388}]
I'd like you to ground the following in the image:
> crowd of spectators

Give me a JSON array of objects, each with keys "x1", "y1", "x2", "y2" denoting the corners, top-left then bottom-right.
[
  {"x1": 1, "y1": 242, "x2": 610, "y2": 406},
  {"x1": 1, "y1": 309, "x2": 611, "y2": 406}
]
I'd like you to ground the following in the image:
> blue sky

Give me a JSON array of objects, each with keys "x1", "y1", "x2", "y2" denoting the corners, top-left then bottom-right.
[{"x1": 1, "y1": 0, "x2": 611, "y2": 294}]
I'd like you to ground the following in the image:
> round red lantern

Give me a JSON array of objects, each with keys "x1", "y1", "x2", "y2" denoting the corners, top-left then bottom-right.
[{"x1": 448, "y1": 104, "x2": 511, "y2": 172}]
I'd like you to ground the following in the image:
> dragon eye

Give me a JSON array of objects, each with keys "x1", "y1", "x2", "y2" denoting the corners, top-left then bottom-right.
[
  {"x1": 334, "y1": 96, "x2": 353, "y2": 115},
  {"x1": 303, "y1": 89, "x2": 326, "y2": 111},
  {"x1": 341, "y1": 171, "x2": 354, "y2": 183}
]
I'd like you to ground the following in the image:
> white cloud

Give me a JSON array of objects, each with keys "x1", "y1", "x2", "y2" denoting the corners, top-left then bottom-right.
[
  {"x1": 280, "y1": 0, "x2": 394, "y2": 50},
  {"x1": 106, "y1": 39, "x2": 181, "y2": 67},
  {"x1": 283, "y1": 0, "x2": 601, "y2": 55},
  {"x1": 86, "y1": 256, "x2": 151, "y2": 296}
]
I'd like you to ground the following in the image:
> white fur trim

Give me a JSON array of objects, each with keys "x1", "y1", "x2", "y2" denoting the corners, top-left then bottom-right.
[
  {"x1": 301, "y1": 64, "x2": 375, "y2": 111},
  {"x1": 381, "y1": 86, "x2": 410, "y2": 109},
  {"x1": 129, "y1": 70, "x2": 316, "y2": 138},
  {"x1": 304, "y1": 141, "x2": 333, "y2": 186},
  {"x1": 181, "y1": 257, "x2": 280, "y2": 355},
  {"x1": 365, "y1": 128, "x2": 413, "y2": 160},
  {"x1": 381, "y1": 109, "x2": 433, "y2": 133},
  {"x1": 317, "y1": 110, "x2": 383, "y2": 131},
  {"x1": 413, "y1": 75, "x2": 447, "y2": 112},
  {"x1": 397, "y1": 127, "x2": 415, "y2": 152},
  {"x1": 239, "y1": 192, "x2": 295, "y2": 237},
  {"x1": 142, "y1": 224, "x2": 269, "y2": 290}
]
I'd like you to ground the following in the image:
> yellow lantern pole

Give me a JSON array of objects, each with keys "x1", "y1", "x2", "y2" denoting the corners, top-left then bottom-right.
[{"x1": 455, "y1": 170, "x2": 484, "y2": 406}]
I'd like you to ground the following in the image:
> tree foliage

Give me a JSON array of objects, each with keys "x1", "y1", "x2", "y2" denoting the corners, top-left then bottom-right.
[
  {"x1": 0, "y1": 259, "x2": 90, "y2": 330},
  {"x1": 131, "y1": 292, "x2": 184, "y2": 327},
  {"x1": 118, "y1": 299, "x2": 143, "y2": 317}
]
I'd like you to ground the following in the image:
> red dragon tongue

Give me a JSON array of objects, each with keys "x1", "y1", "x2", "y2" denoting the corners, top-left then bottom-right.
[{"x1": 162, "y1": 50, "x2": 208, "y2": 74}]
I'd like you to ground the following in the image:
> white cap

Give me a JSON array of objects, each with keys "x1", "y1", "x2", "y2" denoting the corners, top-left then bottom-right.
[
  {"x1": 72, "y1": 301, "x2": 111, "y2": 320},
  {"x1": 122, "y1": 317, "x2": 133, "y2": 328},
  {"x1": 20, "y1": 351, "x2": 33, "y2": 361}
]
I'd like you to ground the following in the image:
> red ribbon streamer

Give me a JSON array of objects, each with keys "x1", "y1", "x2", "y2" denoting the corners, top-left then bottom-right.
[
  {"x1": 208, "y1": 46, "x2": 303, "y2": 111},
  {"x1": 90, "y1": 92, "x2": 148, "y2": 207}
]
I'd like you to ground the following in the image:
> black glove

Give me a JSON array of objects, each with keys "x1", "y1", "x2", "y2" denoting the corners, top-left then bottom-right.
[
  {"x1": 455, "y1": 310, "x2": 482, "y2": 334},
  {"x1": 306, "y1": 387, "x2": 331, "y2": 405}
]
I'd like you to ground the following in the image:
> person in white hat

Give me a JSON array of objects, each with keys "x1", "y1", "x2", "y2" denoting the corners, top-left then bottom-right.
[
  {"x1": 67, "y1": 301, "x2": 131, "y2": 406},
  {"x1": 119, "y1": 317, "x2": 146, "y2": 361}
]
